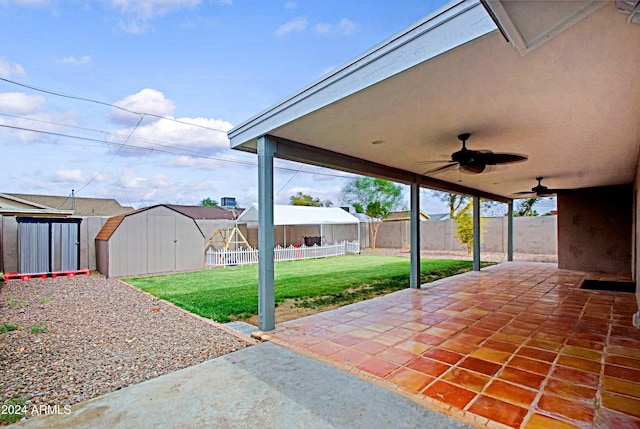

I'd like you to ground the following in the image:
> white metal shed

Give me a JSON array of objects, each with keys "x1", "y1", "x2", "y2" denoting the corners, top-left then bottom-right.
[{"x1": 236, "y1": 204, "x2": 360, "y2": 247}]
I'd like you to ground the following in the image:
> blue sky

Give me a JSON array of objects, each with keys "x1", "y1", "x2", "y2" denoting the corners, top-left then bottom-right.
[{"x1": 0, "y1": 0, "x2": 555, "y2": 214}]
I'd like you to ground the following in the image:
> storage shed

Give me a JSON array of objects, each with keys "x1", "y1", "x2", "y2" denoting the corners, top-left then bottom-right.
[
  {"x1": 95, "y1": 205, "x2": 207, "y2": 277},
  {"x1": 236, "y1": 204, "x2": 360, "y2": 248}
]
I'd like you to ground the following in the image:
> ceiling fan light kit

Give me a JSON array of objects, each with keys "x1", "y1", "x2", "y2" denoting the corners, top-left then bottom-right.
[{"x1": 421, "y1": 132, "x2": 528, "y2": 175}]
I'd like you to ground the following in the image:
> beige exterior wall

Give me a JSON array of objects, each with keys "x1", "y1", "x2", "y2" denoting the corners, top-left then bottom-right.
[
  {"x1": 634, "y1": 153, "x2": 640, "y2": 311},
  {"x1": 558, "y1": 185, "x2": 632, "y2": 275},
  {"x1": 98, "y1": 206, "x2": 206, "y2": 278},
  {"x1": 373, "y1": 217, "x2": 557, "y2": 254}
]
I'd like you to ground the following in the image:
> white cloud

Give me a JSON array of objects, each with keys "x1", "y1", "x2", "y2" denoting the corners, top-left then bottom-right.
[
  {"x1": 0, "y1": 92, "x2": 45, "y2": 114},
  {"x1": 0, "y1": 58, "x2": 26, "y2": 78},
  {"x1": 165, "y1": 156, "x2": 225, "y2": 168},
  {"x1": 109, "y1": 88, "x2": 175, "y2": 125},
  {"x1": 315, "y1": 22, "x2": 331, "y2": 34},
  {"x1": 112, "y1": 115, "x2": 233, "y2": 156},
  {"x1": 104, "y1": 0, "x2": 201, "y2": 34},
  {"x1": 52, "y1": 167, "x2": 84, "y2": 183},
  {"x1": 0, "y1": 0, "x2": 51, "y2": 5},
  {"x1": 284, "y1": 1, "x2": 296, "y2": 9},
  {"x1": 104, "y1": 0, "x2": 200, "y2": 20},
  {"x1": 275, "y1": 16, "x2": 307, "y2": 36},
  {"x1": 117, "y1": 19, "x2": 150, "y2": 34},
  {"x1": 89, "y1": 171, "x2": 112, "y2": 182},
  {"x1": 338, "y1": 18, "x2": 357, "y2": 35},
  {"x1": 58, "y1": 55, "x2": 92, "y2": 65},
  {"x1": 0, "y1": 104, "x2": 78, "y2": 144}
]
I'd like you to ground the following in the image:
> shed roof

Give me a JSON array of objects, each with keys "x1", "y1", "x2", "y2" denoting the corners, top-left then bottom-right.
[
  {"x1": 165, "y1": 204, "x2": 242, "y2": 220},
  {"x1": 95, "y1": 208, "x2": 145, "y2": 241},
  {"x1": 96, "y1": 204, "x2": 238, "y2": 241},
  {"x1": 236, "y1": 204, "x2": 359, "y2": 226}
]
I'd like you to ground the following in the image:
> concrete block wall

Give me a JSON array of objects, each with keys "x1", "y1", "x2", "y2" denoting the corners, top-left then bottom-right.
[{"x1": 374, "y1": 216, "x2": 557, "y2": 254}]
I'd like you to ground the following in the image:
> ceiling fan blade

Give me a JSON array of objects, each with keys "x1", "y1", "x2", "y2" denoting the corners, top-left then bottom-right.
[
  {"x1": 482, "y1": 153, "x2": 528, "y2": 165},
  {"x1": 422, "y1": 162, "x2": 458, "y2": 175},
  {"x1": 413, "y1": 159, "x2": 454, "y2": 165},
  {"x1": 514, "y1": 191, "x2": 535, "y2": 195}
]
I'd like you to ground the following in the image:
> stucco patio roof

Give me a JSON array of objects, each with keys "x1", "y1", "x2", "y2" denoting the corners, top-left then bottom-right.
[{"x1": 228, "y1": 0, "x2": 640, "y2": 201}]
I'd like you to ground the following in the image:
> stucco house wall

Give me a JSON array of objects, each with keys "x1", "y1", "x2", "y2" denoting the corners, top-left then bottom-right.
[{"x1": 558, "y1": 185, "x2": 632, "y2": 275}]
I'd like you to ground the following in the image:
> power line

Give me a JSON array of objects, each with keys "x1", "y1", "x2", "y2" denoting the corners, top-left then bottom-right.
[
  {"x1": 0, "y1": 77, "x2": 230, "y2": 134},
  {"x1": 76, "y1": 114, "x2": 145, "y2": 193},
  {"x1": 0, "y1": 111, "x2": 244, "y2": 159},
  {"x1": 275, "y1": 164, "x2": 304, "y2": 197},
  {"x1": 0, "y1": 123, "x2": 356, "y2": 180}
]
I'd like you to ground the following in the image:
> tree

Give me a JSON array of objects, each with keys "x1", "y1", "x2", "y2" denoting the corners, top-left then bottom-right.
[
  {"x1": 342, "y1": 177, "x2": 403, "y2": 249},
  {"x1": 289, "y1": 192, "x2": 332, "y2": 207},
  {"x1": 514, "y1": 198, "x2": 540, "y2": 217},
  {"x1": 430, "y1": 191, "x2": 495, "y2": 253},
  {"x1": 200, "y1": 198, "x2": 219, "y2": 207},
  {"x1": 440, "y1": 193, "x2": 469, "y2": 218}
]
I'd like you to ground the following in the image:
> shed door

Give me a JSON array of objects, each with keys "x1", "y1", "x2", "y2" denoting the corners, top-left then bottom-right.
[
  {"x1": 147, "y1": 214, "x2": 176, "y2": 274},
  {"x1": 18, "y1": 222, "x2": 49, "y2": 274},
  {"x1": 52, "y1": 222, "x2": 80, "y2": 272}
]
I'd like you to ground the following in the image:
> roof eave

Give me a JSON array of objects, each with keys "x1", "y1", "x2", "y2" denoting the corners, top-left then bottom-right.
[{"x1": 227, "y1": 0, "x2": 495, "y2": 151}]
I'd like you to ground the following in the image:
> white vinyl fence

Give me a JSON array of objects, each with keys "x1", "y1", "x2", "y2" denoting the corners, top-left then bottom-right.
[{"x1": 205, "y1": 240, "x2": 360, "y2": 268}]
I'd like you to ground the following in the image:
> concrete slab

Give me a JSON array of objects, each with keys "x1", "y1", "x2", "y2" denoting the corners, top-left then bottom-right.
[
  {"x1": 15, "y1": 343, "x2": 471, "y2": 429},
  {"x1": 224, "y1": 321, "x2": 258, "y2": 337}
]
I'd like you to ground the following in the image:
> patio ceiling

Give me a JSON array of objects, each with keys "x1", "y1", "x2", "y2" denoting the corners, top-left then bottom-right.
[{"x1": 228, "y1": 0, "x2": 640, "y2": 201}]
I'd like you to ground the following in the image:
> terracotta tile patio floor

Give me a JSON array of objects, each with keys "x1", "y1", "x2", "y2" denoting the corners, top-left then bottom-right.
[{"x1": 256, "y1": 262, "x2": 640, "y2": 429}]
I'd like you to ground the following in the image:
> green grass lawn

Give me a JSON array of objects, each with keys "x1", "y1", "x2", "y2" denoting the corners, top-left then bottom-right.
[{"x1": 126, "y1": 255, "x2": 490, "y2": 323}]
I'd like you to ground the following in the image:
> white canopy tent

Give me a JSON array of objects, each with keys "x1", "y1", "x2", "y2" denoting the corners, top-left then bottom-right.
[{"x1": 236, "y1": 203, "x2": 360, "y2": 246}]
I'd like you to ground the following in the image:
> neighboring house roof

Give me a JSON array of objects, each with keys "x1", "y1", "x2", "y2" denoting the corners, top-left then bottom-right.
[
  {"x1": 7, "y1": 193, "x2": 132, "y2": 217},
  {"x1": 383, "y1": 210, "x2": 430, "y2": 222},
  {"x1": 427, "y1": 213, "x2": 450, "y2": 221},
  {"x1": 236, "y1": 203, "x2": 360, "y2": 225},
  {"x1": 165, "y1": 204, "x2": 243, "y2": 220},
  {"x1": 0, "y1": 193, "x2": 74, "y2": 216}
]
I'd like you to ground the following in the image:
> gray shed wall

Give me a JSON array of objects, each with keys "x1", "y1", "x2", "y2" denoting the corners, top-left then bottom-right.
[{"x1": 100, "y1": 206, "x2": 205, "y2": 277}]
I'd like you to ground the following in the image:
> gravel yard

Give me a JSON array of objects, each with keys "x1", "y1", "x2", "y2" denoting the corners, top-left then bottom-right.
[{"x1": 0, "y1": 274, "x2": 252, "y2": 420}]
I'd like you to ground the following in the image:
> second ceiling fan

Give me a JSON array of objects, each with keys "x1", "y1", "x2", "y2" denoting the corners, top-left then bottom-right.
[
  {"x1": 420, "y1": 133, "x2": 528, "y2": 175},
  {"x1": 514, "y1": 177, "x2": 570, "y2": 197}
]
